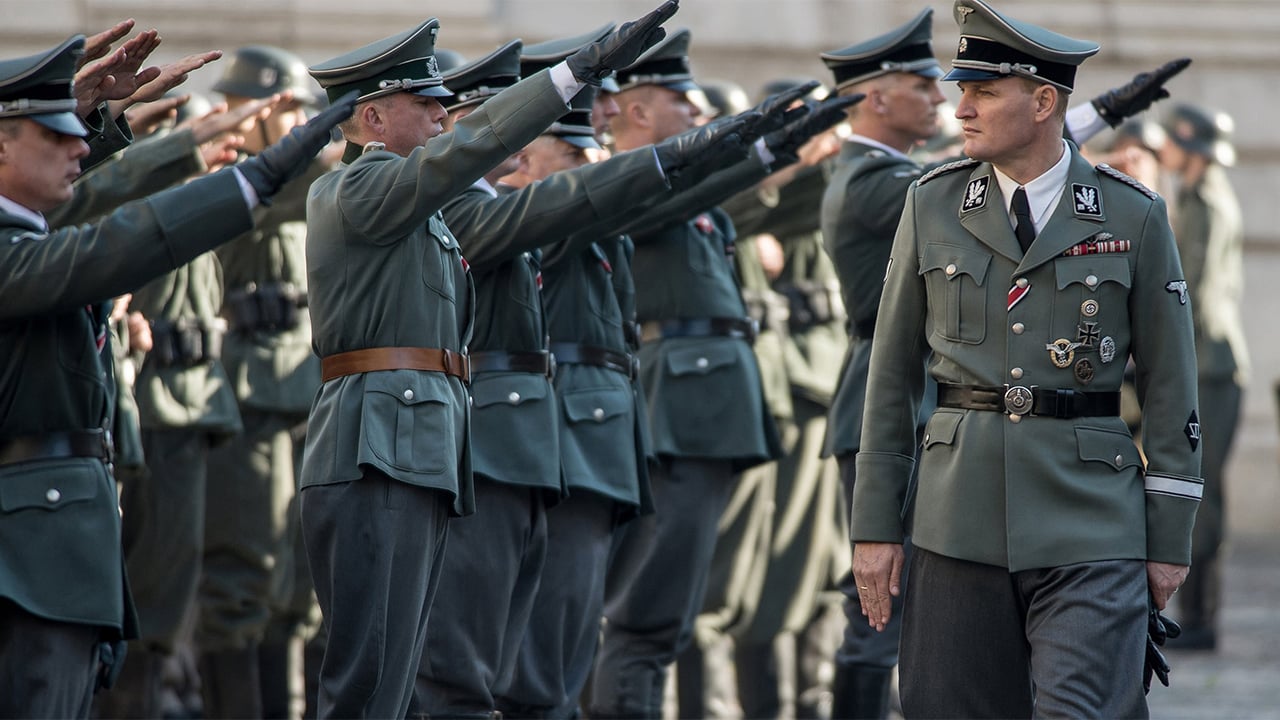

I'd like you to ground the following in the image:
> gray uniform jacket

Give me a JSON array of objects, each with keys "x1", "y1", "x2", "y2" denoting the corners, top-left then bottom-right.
[{"x1": 853, "y1": 147, "x2": 1203, "y2": 570}]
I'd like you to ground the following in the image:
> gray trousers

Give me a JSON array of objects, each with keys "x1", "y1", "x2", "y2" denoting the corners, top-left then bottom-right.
[
  {"x1": 590, "y1": 457, "x2": 736, "y2": 719},
  {"x1": 301, "y1": 470, "x2": 450, "y2": 720},
  {"x1": 0, "y1": 601, "x2": 100, "y2": 718},
  {"x1": 900, "y1": 547, "x2": 1148, "y2": 719},
  {"x1": 410, "y1": 479, "x2": 548, "y2": 717},
  {"x1": 499, "y1": 491, "x2": 616, "y2": 718}
]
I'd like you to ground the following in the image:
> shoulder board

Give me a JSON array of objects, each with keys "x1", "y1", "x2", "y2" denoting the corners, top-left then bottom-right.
[
  {"x1": 917, "y1": 157, "x2": 979, "y2": 186},
  {"x1": 1096, "y1": 163, "x2": 1159, "y2": 201}
]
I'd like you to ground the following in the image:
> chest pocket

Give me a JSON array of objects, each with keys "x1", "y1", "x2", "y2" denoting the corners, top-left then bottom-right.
[
  {"x1": 1052, "y1": 255, "x2": 1131, "y2": 337},
  {"x1": 687, "y1": 223, "x2": 728, "y2": 278},
  {"x1": 920, "y1": 244, "x2": 991, "y2": 345},
  {"x1": 422, "y1": 214, "x2": 461, "y2": 302}
]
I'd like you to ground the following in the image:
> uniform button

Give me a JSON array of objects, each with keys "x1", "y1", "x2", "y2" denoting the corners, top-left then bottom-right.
[
  {"x1": 403, "y1": 389, "x2": 414, "y2": 401},
  {"x1": 1085, "y1": 274, "x2": 1099, "y2": 288},
  {"x1": 508, "y1": 392, "x2": 521, "y2": 404},
  {"x1": 1011, "y1": 322, "x2": 1025, "y2": 334},
  {"x1": 592, "y1": 408, "x2": 605, "y2": 422},
  {"x1": 1016, "y1": 277, "x2": 1029, "y2": 289},
  {"x1": 1011, "y1": 367, "x2": 1023, "y2": 379},
  {"x1": 923, "y1": 433, "x2": 931, "y2": 444},
  {"x1": 1009, "y1": 414, "x2": 1022, "y2": 424},
  {"x1": 46, "y1": 488, "x2": 61, "y2": 503},
  {"x1": 1115, "y1": 454, "x2": 1124, "y2": 465},
  {"x1": 696, "y1": 357, "x2": 709, "y2": 369},
  {"x1": 945, "y1": 263, "x2": 957, "y2": 276}
]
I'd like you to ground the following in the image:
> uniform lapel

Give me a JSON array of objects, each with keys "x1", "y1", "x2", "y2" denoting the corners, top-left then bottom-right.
[
  {"x1": 1018, "y1": 149, "x2": 1107, "y2": 273},
  {"x1": 957, "y1": 163, "x2": 1021, "y2": 264}
]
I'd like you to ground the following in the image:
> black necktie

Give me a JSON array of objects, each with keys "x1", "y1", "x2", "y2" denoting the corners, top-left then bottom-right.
[{"x1": 1011, "y1": 186, "x2": 1035, "y2": 253}]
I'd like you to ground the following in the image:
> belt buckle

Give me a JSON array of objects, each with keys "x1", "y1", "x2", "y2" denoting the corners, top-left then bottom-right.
[
  {"x1": 546, "y1": 352, "x2": 557, "y2": 381},
  {"x1": 1003, "y1": 385, "x2": 1035, "y2": 416}
]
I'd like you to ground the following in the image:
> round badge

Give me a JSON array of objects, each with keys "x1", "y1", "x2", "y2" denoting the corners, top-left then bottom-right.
[
  {"x1": 1074, "y1": 358, "x2": 1095, "y2": 384},
  {"x1": 1081, "y1": 299, "x2": 1099, "y2": 317}
]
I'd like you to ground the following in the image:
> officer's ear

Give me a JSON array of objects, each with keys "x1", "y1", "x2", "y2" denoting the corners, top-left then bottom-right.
[
  {"x1": 1032, "y1": 84, "x2": 1060, "y2": 122},
  {"x1": 359, "y1": 100, "x2": 388, "y2": 136}
]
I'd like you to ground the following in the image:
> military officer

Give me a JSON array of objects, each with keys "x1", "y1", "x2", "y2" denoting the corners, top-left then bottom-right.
[
  {"x1": 299, "y1": 6, "x2": 677, "y2": 717},
  {"x1": 200, "y1": 45, "x2": 332, "y2": 718},
  {"x1": 1155, "y1": 104, "x2": 1249, "y2": 652},
  {"x1": 850, "y1": 1, "x2": 1201, "y2": 716},
  {"x1": 0, "y1": 35, "x2": 351, "y2": 719}
]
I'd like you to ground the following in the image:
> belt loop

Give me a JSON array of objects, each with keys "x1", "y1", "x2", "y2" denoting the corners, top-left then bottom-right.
[{"x1": 1054, "y1": 388, "x2": 1072, "y2": 419}]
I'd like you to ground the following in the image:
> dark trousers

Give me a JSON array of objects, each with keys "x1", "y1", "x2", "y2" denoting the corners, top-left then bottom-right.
[
  {"x1": 589, "y1": 457, "x2": 736, "y2": 719},
  {"x1": 499, "y1": 491, "x2": 616, "y2": 718},
  {"x1": 900, "y1": 548, "x2": 1148, "y2": 719},
  {"x1": 0, "y1": 600, "x2": 100, "y2": 718},
  {"x1": 301, "y1": 470, "x2": 450, "y2": 719},
  {"x1": 411, "y1": 479, "x2": 548, "y2": 717}
]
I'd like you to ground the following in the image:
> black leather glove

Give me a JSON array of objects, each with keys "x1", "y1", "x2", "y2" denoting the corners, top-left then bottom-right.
[
  {"x1": 737, "y1": 80, "x2": 821, "y2": 143},
  {"x1": 565, "y1": 0, "x2": 679, "y2": 86},
  {"x1": 764, "y1": 93, "x2": 865, "y2": 170},
  {"x1": 1092, "y1": 58, "x2": 1192, "y2": 128},
  {"x1": 654, "y1": 111, "x2": 763, "y2": 192},
  {"x1": 1142, "y1": 601, "x2": 1182, "y2": 694},
  {"x1": 239, "y1": 90, "x2": 358, "y2": 205}
]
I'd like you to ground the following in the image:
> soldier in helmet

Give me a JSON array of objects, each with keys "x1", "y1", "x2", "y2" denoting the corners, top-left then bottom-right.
[
  {"x1": 1155, "y1": 103, "x2": 1249, "y2": 653},
  {"x1": 199, "y1": 44, "x2": 331, "y2": 718}
]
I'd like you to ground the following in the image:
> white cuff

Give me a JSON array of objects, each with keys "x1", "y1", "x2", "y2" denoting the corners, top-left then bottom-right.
[
  {"x1": 231, "y1": 167, "x2": 261, "y2": 209},
  {"x1": 754, "y1": 137, "x2": 776, "y2": 167},
  {"x1": 1066, "y1": 103, "x2": 1108, "y2": 145},
  {"x1": 549, "y1": 62, "x2": 587, "y2": 105}
]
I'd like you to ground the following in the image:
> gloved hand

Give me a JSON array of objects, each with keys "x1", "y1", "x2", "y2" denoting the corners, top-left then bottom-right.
[
  {"x1": 1092, "y1": 58, "x2": 1191, "y2": 128},
  {"x1": 654, "y1": 110, "x2": 763, "y2": 192},
  {"x1": 737, "y1": 80, "x2": 821, "y2": 143},
  {"x1": 1142, "y1": 601, "x2": 1182, "y2": 694},
  {"x1": 764, "y1": 93, "x2": 865, "y2": 169},
  {"x1": 566, "y1": 0, "x2": 679, "y2": 86},
  {"x1": 238, "y1": 90, "x2": 358, "y2": 205}
]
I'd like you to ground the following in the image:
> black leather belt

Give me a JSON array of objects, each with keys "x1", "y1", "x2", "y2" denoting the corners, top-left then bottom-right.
[
  {"x1": 0, "y1": 429, "x2": 112, "y2": 467},
  {"x1": 640, "y1": 317, "x2": 758, "y2": 344},
  {"x1": 937, "y1": 383, "x2": 1120, "y2": 419},
  {"x1": 549, "y1": 342, "x2": 638, "y2": 380},
  {"x1": 469, "y1": 351, "x2": 554, "y2": 377}
]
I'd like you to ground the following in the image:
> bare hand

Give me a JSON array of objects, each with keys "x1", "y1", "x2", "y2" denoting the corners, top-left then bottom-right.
[
  {"x1": 101, "y1": 29, "x2": 162, "y2": 102},
  {"x1": 852, "y1": 542, "x2": 905, "y2": 631},
  {"x1": 1147, "y1": 561, "x2": 1189, "y2": 610},
  {"x1": 754, "y1": 233, "x2": 785, "y2": 280},
  {"x1": 126, "y1": 311, "x2": 152, "y2": 353},
  {"x1": 79, "y1": 19, "x2": 135, "y2": 71},
  {"x1": 201, "y1": 133, "x2": 245, "y2": 171},
  {"x1": 109, "y1": 294, "x2": 132, "y2": 323},
  {"x1": 116, "y1": 50, "x2": 222, "y2": 111},
  {"x1": 181, "y1": 95, "x2": 282, "y2": 145},
  {"x1": 74, "y1": 48, "x2": 128, "y2": 116},
  {"x1": 124, "y1": 95, "x2": 188, "y2": 137}
]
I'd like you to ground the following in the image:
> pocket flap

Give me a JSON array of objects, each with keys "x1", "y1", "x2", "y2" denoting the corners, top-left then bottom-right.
[
  {"x1": 665, "y1": 343, "x2": 738, "y2": 377},
  {"x1": 563, "y1": 387, "x2": 631, "y2": 424},
  {"x1": 1076, "y1": 426, "x2": 1143, "y2": 470},
  {"x1": 0, "y1": 461, "x2": 99, "y2": 512},
  {"x1": 921, "y1": 244, "x2": 991, "y2": 286},
  {"x1": 1054, "y1": 255, "x2": 1131, "y2": 291},
  {"x1": 923, "y1": 410, "x2": 964, "y2": 449},
  {"x1": 363, "y1": 370, "x2": 452, "y2": 407},
  {"x1": 471, "y1": 374, "x2": 550, "y2": 408}
]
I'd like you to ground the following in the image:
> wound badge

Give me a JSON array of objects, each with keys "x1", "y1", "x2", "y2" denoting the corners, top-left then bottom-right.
[
  {"x1": 961, "y1": 176, "x2": 989, "y2": 213},
  {"x1": 1099, "y1": 336, "x2": 1117, "y2": 363},
  {"x1": 1074, "y1": 358, "x2": 1095, "y2": 384},
  {"x1": 1076, "y1": 322, "x2": 1099, "y2": 348},
  {"x1": 1072, "y1": 183, "x2": 1102, "y2": 216},
  {"x1": 1046, "y1": 338, "x2": 1083, "y2": 369},
  {"x1": 1080, "y1": 299, "x2": 1099, "y2": 317},
  {"x1": 1185, "y1": 410, "x2": 1201, "y2": 451},
  {"x1": 1166, "y1": 280, "x2": 1189, "y2": 304}
]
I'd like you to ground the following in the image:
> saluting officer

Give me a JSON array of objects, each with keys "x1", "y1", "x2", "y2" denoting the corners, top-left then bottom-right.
[
  {"x1": 0, "y1": 35, "x2": 350, "y2": 719},
  {"x1": 298, "y1": 6, "x2": 677, "y2": 717},
  {"x1": 851, "y1": 1, "x2": 1201, "y2": 716}
]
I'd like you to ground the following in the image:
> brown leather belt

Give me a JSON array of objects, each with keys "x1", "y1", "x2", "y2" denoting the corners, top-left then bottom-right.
[
  {"x1": 937, "y1": 383, "x2": 1120, "y2": 418},
  {"x1": 640, "y1": 317, "x2": 758, "y2": 344},
  {"x1": 549, "y1": 342, "x2": 638, "y2": 380},
  {"x1": 469, "y1": 351, "x2": 554, "y2": 377},
  {"x1": 0, "y1": 429, "x2": 112, "y2": 467},
  {"x1": 320, "y1": 347, "x2": 470, "y2": 384}
]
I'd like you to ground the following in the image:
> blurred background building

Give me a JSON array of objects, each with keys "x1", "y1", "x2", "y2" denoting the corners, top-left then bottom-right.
[{"x1": 5, "y1": 0, "x2": 1278, "y2": 535}]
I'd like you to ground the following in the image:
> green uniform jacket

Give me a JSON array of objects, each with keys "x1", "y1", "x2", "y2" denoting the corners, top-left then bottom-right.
[
  {"x1": 604, "y1": 234, "x2": 658, "y2": 481},
  {"x1": 132, "y1": 252, "x2": 242, "y2": 435},
  {"x1": 301, "y1": 69, "x2": 569, "y2": 515},
  {"x1": 631, "y1": 194, "x2": 782, "y2": 471},
  {"x1": 218, "y1": 158, "x2": 330, "y2": 416},
  {"x1": 1173, "y1": 164, "x2": 1249, "y2": 385},
  {"x1": 820, "y1": 141, "x2": 931, "y2": 458},
  {"x1": 853, "y1": 148, "x2": 1203, "y2": 570},
  {"x1": 443, "y1": 146, "x2": 665, "y2": 491},
  {"x1": 0, "y1": 170, "x2": 252, "y2": 633}
]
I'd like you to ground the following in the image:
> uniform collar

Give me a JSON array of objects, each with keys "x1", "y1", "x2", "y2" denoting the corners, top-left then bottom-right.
[
  {"x1": 0, "y1": 192, "x2": 48, "y2": 232},
  {"x1": 992, "y1": 138, "x2": 1070, "y2": 234},
  {"x1": 846, "y1": 133, "x2": 912, "y2": 161},
  {"x1": 471, "y1": 177, "x2": 499, "y2": 197}
]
